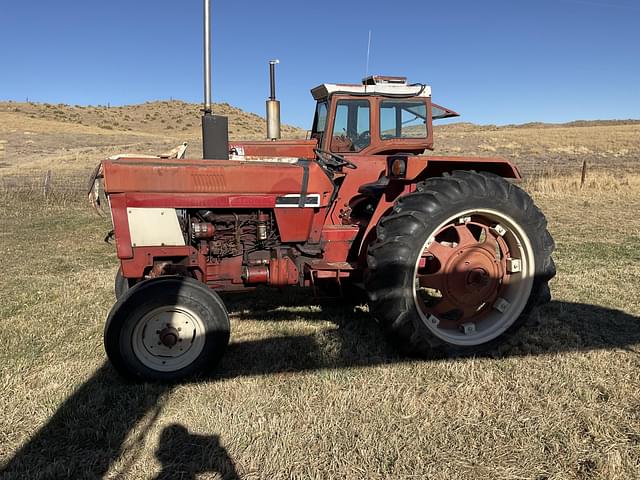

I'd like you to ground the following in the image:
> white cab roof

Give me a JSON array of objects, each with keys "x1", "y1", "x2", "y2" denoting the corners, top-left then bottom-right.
[{"x1": 311, "y1": 82, "x2": 431, "y2": 100}]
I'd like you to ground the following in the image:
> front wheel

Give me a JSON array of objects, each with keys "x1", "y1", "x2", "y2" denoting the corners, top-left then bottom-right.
[
  {"x1": 114, "y1": 267, "x2": 135, "y2": 300},
  {"x1": 105, "y1": 276, "x2": 230, "y2": 382},
  {"x1": 366, "y1": 171, "x2": 556, "y2": 357}
]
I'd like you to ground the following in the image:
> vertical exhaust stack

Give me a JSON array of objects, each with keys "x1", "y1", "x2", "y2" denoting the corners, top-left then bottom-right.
[
  {"x1": 201, "y1": 0, "x2": 229, "y2": 160},
  {"x1": 266, "y1": 60, "x2": 281, "y2": 141}
]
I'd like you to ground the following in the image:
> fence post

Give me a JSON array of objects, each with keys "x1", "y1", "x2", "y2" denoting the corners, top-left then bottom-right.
[
  {"x1": 580, "y1": 160, "x2": 587, "y2": 189},
  {"x1": 43, "y1": 170, "x2": 52, "y2": 199}
]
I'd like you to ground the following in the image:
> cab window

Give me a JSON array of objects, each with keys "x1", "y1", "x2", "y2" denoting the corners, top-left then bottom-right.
[
  {"x1": 311, "y1": 101, "x2": 328, "y2": 143},
  {"x1": 313, "y1": 102, "x2": 328, "y2": 133},
  {"x1": 380, "y1": 100, "x2": 427, "y2": 139},
  {"x1": 330, "y1": 99, "x2": 370, "y2": 152}
]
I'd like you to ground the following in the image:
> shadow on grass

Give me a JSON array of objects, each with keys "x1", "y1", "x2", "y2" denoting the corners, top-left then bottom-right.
[
  {"x1": 153, "y1": 424, "x2": 239, "y2": 480},
  {"x1": 1, "y1": 292, "x2": 639, "y2": 478},
  {"x1": 0, "y1": 364, "x2": 169, "y2": 479}
]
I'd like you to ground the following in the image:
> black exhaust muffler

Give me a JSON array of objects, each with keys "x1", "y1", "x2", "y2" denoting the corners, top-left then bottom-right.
[{"x1": 201, "y1": 0, "x2": 229, "y2": 160}]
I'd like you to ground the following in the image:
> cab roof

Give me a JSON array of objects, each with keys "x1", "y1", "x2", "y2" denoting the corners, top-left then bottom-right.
[{"x1": 311, "y1": 75, "x2": 432, "y2": 101}]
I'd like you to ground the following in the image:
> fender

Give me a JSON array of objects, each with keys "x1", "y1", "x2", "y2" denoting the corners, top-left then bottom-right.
[
  {"x1": 407, "y1": 155, "x2": 521, "y2": 180},
  {"x1": 355, "y1": 155, "x2": 521, "y2": 259}
]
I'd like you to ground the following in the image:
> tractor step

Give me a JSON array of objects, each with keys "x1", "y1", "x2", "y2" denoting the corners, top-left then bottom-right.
[
  {"x1": 304, "y1": 261, "x2": 355, "y2": 279},
  {"x1": 303, "y1": 261, "x2": 359, "y2": 298}
]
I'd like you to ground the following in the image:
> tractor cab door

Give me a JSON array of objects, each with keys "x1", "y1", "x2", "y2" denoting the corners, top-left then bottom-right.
[
  {"x1": 328, "y1": 99, "x2": 371, "y2": 153},
  {"x1": 311, "y1": 98, "x2": 372, "y2": 155}
]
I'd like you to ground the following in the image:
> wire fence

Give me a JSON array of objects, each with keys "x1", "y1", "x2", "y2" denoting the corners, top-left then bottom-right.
[
  {"x1": 0, "y1": 169, "x2": 93, "y2": 202},
  {"x1": 0, "y1": 161, "x2": 630, "y2": 204}
]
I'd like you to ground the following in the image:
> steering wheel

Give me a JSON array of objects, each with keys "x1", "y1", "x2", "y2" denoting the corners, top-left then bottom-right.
[
  {"x1": 354, "y1": 130, "x2": 370, "y2": 150},
  {"x1": 314, "y1": 148, "x2": 358, "y2": 170}
]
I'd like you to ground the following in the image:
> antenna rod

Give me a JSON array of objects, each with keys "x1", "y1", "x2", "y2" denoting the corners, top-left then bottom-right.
[
  {"x1": 203, "y1": 0, "x2": 212, "y2": 114},
  {"x1": 365, "y1": 30, "x2": 372, "y2": 78}
]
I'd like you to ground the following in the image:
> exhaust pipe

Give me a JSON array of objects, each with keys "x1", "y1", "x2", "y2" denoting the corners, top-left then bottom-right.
[
  {"x1": 203, "y1": 0, "x2": 212, "y2": 115},
  {"x1": 266, "y1": 60, "x2": 281, "y2": 141},
  {"x1": 201, "y1": 0, "x2": 229, "y2": 159}
]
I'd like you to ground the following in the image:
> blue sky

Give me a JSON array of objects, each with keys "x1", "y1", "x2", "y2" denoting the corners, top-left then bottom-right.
[{"x1": 1, "y1": 0, "x2": 638, "y2": 128}]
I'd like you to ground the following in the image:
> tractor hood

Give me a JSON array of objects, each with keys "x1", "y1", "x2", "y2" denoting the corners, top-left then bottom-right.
[
  {"x1": 229, "y1": 139, "x2": 317, "y2": 160},
  {"x1": 90, "y1": 157, "x2": 334, "y2": 210}
]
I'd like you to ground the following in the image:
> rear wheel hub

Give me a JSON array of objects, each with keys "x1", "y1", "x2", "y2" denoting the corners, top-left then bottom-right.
[{"x1": 442, "y1": 245, "x2": 502, "y2": 312}]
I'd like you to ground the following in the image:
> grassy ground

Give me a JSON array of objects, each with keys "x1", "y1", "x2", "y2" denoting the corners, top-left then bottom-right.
[
  {"x1": 0, "y1": 173, "x2": 639, "y2": 479},
  {"x1": 1, "y1": 100, "x2": 639, "y2": 478}
]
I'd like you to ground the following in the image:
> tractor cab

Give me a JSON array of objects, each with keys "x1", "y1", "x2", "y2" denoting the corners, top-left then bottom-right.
[
  {"x1": 228, "y1": 75, "x2": 458, "y2": 162},
  {"x1": 310, "y1": 75, "x2": 458, "y2": 156}
]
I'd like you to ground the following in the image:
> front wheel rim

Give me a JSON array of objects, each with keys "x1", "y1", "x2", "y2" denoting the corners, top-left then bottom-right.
[
  {"x1": 413, "y1": 208, "x2": 535, "y2": 346},
  {"x1": 131, "y1": 305, "x2": 206, "y2": 372}
]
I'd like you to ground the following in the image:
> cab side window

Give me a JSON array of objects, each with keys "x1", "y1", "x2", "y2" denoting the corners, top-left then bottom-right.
[
  {"x1": 380, "y1": 100, "x2": 427, "y2": 139},
  {"x1": 331, "y1": 100, "x2": 371, "y2": 153}
]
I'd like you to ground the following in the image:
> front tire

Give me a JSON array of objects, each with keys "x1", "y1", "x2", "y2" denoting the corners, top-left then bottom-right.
[
  {"x1": 366, "y1": 171, "x2": 555, "y2": 357},
  {"x1": 105, "y1": 276, "x2": 230, "y2": 382},
  {"x1": 114, "y1": 267, "x2": 132, "y2": 300}
]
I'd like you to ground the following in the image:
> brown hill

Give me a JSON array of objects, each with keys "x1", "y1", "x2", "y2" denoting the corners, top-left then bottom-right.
[
  {"x1": 0, "y1": 100, "x2": 305, "y2": 174},
  {"x1": 0, "y1": 100, "x2": 638, "y2": 177},
  {"x1": 2, "y1": 100, "x2": 305, "y2": 138}
]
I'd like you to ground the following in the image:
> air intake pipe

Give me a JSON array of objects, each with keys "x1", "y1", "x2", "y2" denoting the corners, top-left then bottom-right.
[
  {"x1": 266, "y1": 60, "x2": 281, "y2": 141},
  {"x1": 201, "y1": 0, "x2": 229, "y2": 159}
]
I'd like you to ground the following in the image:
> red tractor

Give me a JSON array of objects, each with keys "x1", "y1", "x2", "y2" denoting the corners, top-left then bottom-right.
[
  {"x1": 89, "y1": 3, "x2": 554, "y2": 382},
  {"x1": 90, "y1": 71, "x2": 555, "y2": 382}
]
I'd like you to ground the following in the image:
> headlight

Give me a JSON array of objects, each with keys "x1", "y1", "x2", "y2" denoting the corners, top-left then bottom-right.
[{"x1": 389, "y1": 156, "x2": 407, "y2": 177}]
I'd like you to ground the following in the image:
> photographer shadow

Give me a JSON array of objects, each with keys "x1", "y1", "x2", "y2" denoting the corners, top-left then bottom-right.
[{"x1": 153, "y1": 424, "x2": 239, "y2": 480}]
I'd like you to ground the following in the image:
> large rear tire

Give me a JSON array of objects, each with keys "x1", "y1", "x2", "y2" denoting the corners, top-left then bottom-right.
[
  {"x1": 366, "y1": 171, "x2": 555, "y2": 357},
  {"x1": 105, "y1": 276, "x2": 230, "y2": 382}
]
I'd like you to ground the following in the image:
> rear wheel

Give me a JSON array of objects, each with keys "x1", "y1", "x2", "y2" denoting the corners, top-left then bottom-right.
[
  {"x1": 366, "y1": 171, "x2": 555, "y2": 357},
  {"x1": 105, "y1": 276, "x2": 230, "y2": 382}
]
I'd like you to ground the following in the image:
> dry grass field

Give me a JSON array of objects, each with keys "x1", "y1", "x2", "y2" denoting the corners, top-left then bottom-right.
[
  {"x1": 0, "y1": 101, "x2": 304, "y2": 176},
  {"x1": 436, "y1": 121, "x2": 640, "y2": 176},
  {"x1": 0, "y1": 101, "x2": 639, "y2": 479}
]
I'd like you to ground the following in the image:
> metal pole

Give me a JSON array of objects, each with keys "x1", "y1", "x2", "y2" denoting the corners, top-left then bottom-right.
[{"x1": 203, "y1": 0, "x2": 212, "y2": 114}]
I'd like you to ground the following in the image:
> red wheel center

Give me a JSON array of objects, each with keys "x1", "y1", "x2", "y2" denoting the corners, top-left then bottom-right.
[
  {"x1": 442, "y1": 246, "x2": 503, "y2": 309},
  {"x1": 417, "y1": 220, "x2": 511, "y2": 325},
  {"x1": 467, "y1": 267, "x2": 489, "y2": 287}
]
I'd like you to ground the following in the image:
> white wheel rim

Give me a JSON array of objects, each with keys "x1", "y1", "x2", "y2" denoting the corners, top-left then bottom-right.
[
  {"x1": 132, "y1": 305, "x2": 206, "y2": 372},
  {"x1": 412, "y1": 208, "x2": 535, "y2": 346}
]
